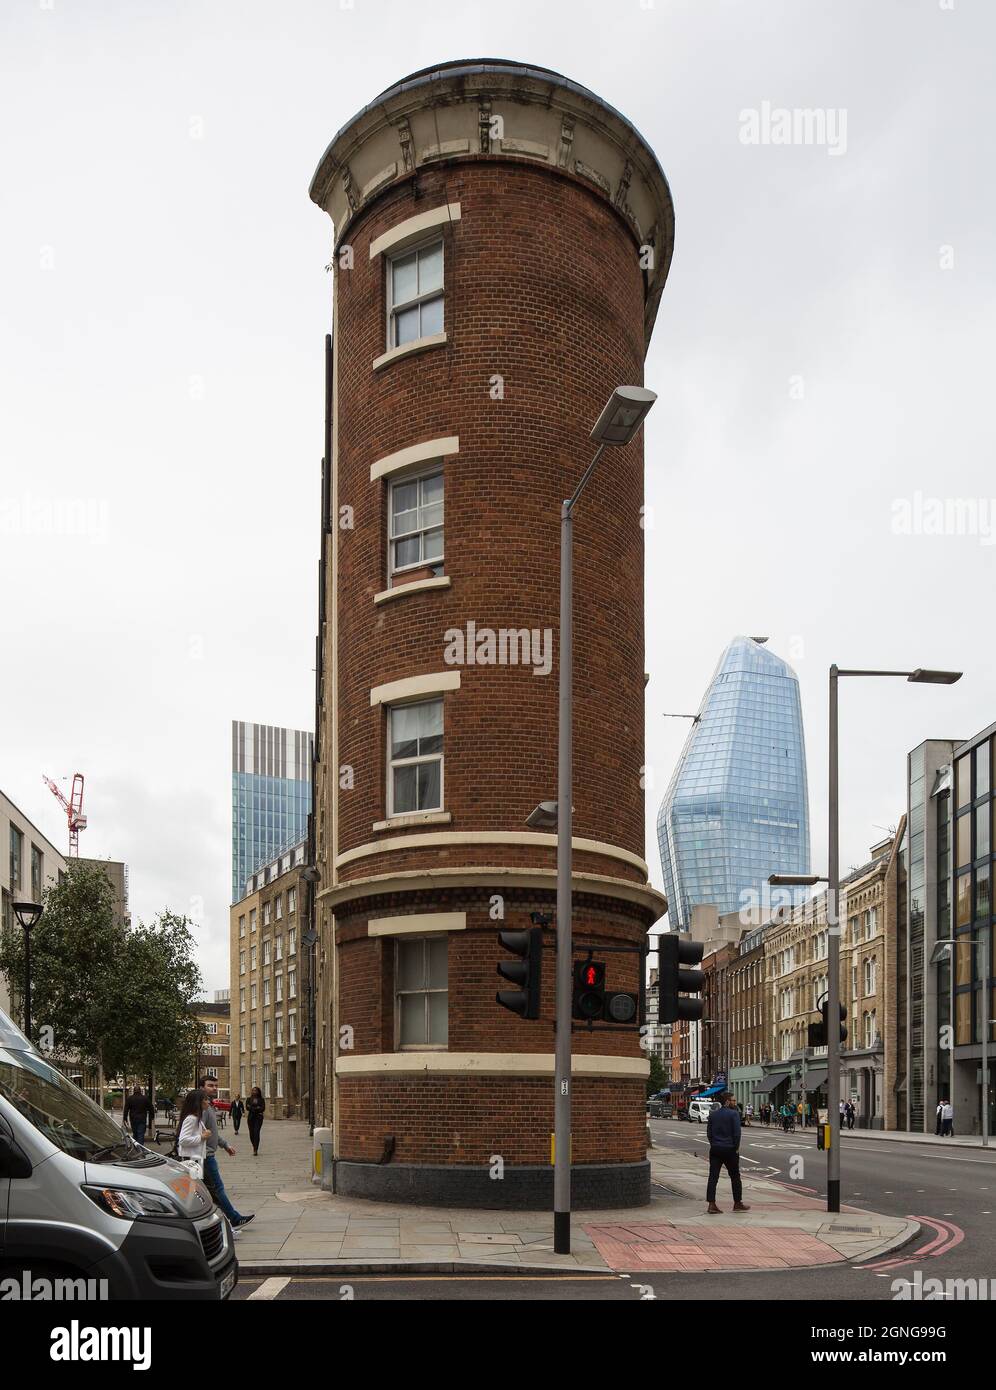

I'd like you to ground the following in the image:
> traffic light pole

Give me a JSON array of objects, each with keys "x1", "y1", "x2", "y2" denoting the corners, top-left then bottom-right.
[
  {"x1": 827, "y1": 664, "x2": 841, "y2": 1213},
  {"x1": 554, "y1": 495, "x2": 575, "y2": 1256}
]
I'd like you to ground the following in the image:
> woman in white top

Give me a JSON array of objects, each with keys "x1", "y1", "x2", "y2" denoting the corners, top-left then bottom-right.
[{"x1": 176, "y1": 1088, "x2": 211, "y2": 1174}]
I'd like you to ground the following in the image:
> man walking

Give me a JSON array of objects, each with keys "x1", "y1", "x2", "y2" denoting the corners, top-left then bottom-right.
[
  {"x1": 706, "y1": 1092, "x2": 751, "y2": 1215},
  {"x1": 935, "y1": 1100, "x2": 944, "y2": 1136},
  {"x1": 198, "y1": 1076, "x2": 254, "y2": 1231},
  {"x1": 941, "y1": 1100, "x2": 954, "y2": 1137},
  {"x1": 125, "y1": 1086, "x2": 154, "y2": 1146}
]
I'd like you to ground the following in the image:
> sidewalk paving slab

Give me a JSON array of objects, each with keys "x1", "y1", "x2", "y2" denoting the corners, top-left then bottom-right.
[{"x1": 219, "y1": 1119, "x2": 919, "y2": 1277}]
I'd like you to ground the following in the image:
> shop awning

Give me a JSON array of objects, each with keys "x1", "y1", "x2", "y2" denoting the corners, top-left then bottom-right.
[
  {"x1": 698, "y1": 1082, "x2": 726, "y2": 1097},
  {"x1": 752, "y1": 1072, "x2": 792, "y2": 1095},
  {"x1": 795, "y1": 1068, "x2": 828, "y2": 1092}
]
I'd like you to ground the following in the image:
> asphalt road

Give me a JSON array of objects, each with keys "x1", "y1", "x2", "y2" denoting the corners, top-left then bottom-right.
[
  {"x1": 231, "y1": 1125, "x2": 996, "y2": 1303},
  {"x1": 647, "y1": 1117, "x2": 996, "y2": 1299}
]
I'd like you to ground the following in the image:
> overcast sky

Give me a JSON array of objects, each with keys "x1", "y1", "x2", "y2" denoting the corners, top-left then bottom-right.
[{"x1": 2, "y1": 0, "x2": 992, "y2": 993}]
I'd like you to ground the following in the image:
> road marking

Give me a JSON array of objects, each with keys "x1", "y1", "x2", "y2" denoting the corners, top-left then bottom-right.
[
  {"x1": 863, "y1": 1217, "x2": 964, "y2": 1272},
  {"x1": 247, "y1": 1277, "x2": 291, "y2": 1301}
]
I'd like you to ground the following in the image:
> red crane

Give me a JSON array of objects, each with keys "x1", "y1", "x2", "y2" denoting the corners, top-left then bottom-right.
[{"x1": 43, "y1": 773, "x2": 87, "y2": 856}]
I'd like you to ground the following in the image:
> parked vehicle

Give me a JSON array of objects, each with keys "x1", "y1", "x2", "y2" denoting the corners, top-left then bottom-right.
[
  {"x1": 646, "y1": 1091, "x2": 673, "y2": 1119},
  {"x1": 688, "y1": 1098, "x2": 721, "y2": 1124},
  {"x1": 0, "y1": 1007, "x2": 237, "y2": 1300}
]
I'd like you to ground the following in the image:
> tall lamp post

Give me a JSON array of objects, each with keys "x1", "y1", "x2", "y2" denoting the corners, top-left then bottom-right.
[
  {"x1": 772, "y1": 664, "x2": 961, "y2": 1211},
  {"x1": 930, "y1": 933, "x2": 992, "y2": 1146},
  {"x1": 531, "y1": 385, "x2": 657, "y2": 1256},
  {"x1": 12, "y1": 901, "x2": 43, "y2": 1041}
]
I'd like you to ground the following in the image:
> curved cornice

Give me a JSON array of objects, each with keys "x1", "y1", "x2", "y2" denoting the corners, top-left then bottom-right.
[{"x1": 308, "y1": 58, "x2": 675, "y2": 350}]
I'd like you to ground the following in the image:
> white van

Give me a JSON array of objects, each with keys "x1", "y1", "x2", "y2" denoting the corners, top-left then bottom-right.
[
  {"x1": 688, "y1": 1098, "x2": 720, "y2": 1124},
  {"x1": 0, "y1": 1008, "x2": 237, "y2": 1300}
]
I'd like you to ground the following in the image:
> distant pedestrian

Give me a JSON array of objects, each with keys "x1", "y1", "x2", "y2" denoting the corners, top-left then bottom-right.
[
  {"x1": 839, "y1": 1100, "x2": 846, "y2": 1126},
  {"x1": 231, "y1": 1094, "x2": 244, "y2": 1135},
  {"x1": 125, "y1": 1086, "x2": 155, "y2": 1146},
  {"x1": 705, "y1": 1093, "x2": 750, "y2": 1215},
  {"x1": 935, "y1": 1101, "x2": 944, "y2": 1137},
  {"x1": 745, "y1": 1103, "x2": 754, "y2": 1126},
  {"x1": 247, "y1": 1086, "x2": 266, "y2": 1156},
  {"x1": 941, "y1": 1101, "x2": 954, "y2": 1137},
  {"x1": 846, "y1": 1101, "x2": 855, "y2": 1130},
  {"x1": 780, "y1": 1102, "x2": 792, "y2": 1132}
]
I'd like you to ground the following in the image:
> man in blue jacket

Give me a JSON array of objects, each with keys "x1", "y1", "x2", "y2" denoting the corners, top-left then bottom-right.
[{"x1": 706, "y1": 1093, "x2": 751, "y2": 1214}]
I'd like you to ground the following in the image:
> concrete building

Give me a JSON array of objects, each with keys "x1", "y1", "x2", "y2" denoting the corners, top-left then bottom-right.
[
  {"x1": 0, "y1": 790, "x2": 66, "y2": 1020},
  {"x1": 309, "y1": 58, "x2": 674, "y2": 1207},
  {"x1": 230, "y1": 838, "x2": 311, "y2": 1117},
  {"x1": 232, "y1": 720, "x2": 313, "y2": 903},
  {"x1": 79, "y1": 857, "x2": 130, "y2": 926}
]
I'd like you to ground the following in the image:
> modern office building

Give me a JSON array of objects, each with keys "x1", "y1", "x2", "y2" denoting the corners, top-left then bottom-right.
[
  {"x1": 231, "y1": 720, "x2": 313, "y2": 902},
  {"x1": 657, "y1": 636, "x2": 811, "y2": 931},
  {"x1": 899, "y1": 724, "x2": 993, "y2": 1137},
  {"x1": 309, "y1": 58, "x2": 674, "y2": 1207},
  {"x1": 1, "y1": 790, "x2": 66, "y2": 1020}
]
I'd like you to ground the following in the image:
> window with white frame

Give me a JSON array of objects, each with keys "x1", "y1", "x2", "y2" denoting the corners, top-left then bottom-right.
[
  {"x1": 250, "y1": 945, "x2": 257, "y2": 970},
  {"x1": 276, "y1": 1063, "x2": 283, "y2": 1098},
  {"x1": 239, "y1": 915, "x2": 246, "y2": 938},
  {"x1": 250, "y1": 984, "x2": 257, "y2": 1008},
  {"x1": 240, "y1": 1066, "x2": 246, "y2": 1092},
  {"x1": 864, "y1": 956, "x2": 877, "y2": 995},
  {"x1": 275, "y1": 935, "x2": 283, "y2": 961},
  {"x1": 288, "y1": 969, "x2": 296, "y2": 999},
  {"x1": 263, "y1": 1020, "x2": 271, "y2": 1050},
  {"x1": 288, "y1": 929, "x2": 296, "y2": 956},
  {"x1": 289, "y1": 1012, "x2": 296, "y2": 1044},
  {"x1": 240, "y1": 1025, "x2": 246, "y2": 1053},
  {"x1": 276, "y1": 1015, "x2": 283, "y2": 1047},
  {"x1": 288, "y1": 888, "x2": 296, "y2": 914},
  {"x1": 389, "y1": 469, "x2": 443, "y2": 580},
  {"x1": 249, "y1": 908, "x2": 257, "y2": 932},
  {"x1": 276, "y1": 974, "x2": 283, "y2": 1003},
  {"x1": 275, "y1": 894, "x2": 282, "y2": 920},
  {"x1": 388, "y1": 698, "x2": 443, "y2": 816},
  {"x1": 263, "y1": 1063, "x2": 271, "y2": 1097},
  {"x1": 250, "y1": 1024, "x2": 257, "y2": 1050},
  {"x1": 263, "y1": 939, "x2": 271, "y2": 967},
  {"x1": 205, "y1": 1067, "x2": 218, "y2": 1080},
  {"x1": 395, "y1": 936, "x2": 448, "y2": 1048},
  {"x1": 263, "y1": 901, "x2": 271, "y2": 927},
  {"x1": 866, "y1": 906, "x2": 877, "y2": 939},
  {"x1": 387, "y1": 239, "x2": 443, "y2": 348},
  {"x1": 263, "y1": 978, "x2": 271, "y2": 1007},
  {"x1": 251, "y1": 1065, "x2": 258, "y2": 1088},
  {"x1": 239, "y1": 987, "x2": 246, "y2": 1013},
  {"x1": 239, "y1": 950, "x2": 246, "y2": 975}
]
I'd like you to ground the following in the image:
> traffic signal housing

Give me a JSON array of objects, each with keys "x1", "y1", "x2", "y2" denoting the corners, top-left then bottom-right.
[
  {"x1": 496, "y1": 927, "x2": 543, "y2": 1019},
  {"x1": 572, "y1": 959, "x2": 606, "y2": 1021},
  {"x1": 808, "y1": 998, "x2": 847, "y2": 1047},
  {"x1": 658, "y1": 933, "x2": 705, "y2": 1023}
]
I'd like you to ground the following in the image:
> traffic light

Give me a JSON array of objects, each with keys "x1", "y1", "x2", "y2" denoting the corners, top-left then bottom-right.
[
  {"x1": 572, "y1": 959, "x2": 606, "y2": 1021},
  {"x1": 658, "y1": 933, "x2": 705, "y2": 1022},
  {"x1": 808, "y1": 998, "x2": 847, "y2": 1047},
  {"x1": 496, "y1": 927, "x2": 543, "y2": 1019}
]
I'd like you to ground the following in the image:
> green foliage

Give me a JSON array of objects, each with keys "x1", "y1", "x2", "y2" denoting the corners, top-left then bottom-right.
[
  {"x1": 0, "y1": 869, "x2": 203, "y2": 1094},
  {"x1": 647, "y1": 1053, "x2": 667, "y2": 1097}
]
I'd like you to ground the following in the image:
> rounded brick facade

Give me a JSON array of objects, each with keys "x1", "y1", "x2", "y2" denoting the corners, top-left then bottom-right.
[{"x1": 310, "y1": 60, "x2": 674, "y2": 1207}]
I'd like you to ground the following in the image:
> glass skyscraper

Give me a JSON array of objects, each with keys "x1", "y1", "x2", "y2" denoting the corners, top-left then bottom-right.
[
  {"x1": 657, "y1": 637, "x2": 810, "y2": 931},
  {"x1": 231, "y1": 720, "x2": 313, "y2": 902}
]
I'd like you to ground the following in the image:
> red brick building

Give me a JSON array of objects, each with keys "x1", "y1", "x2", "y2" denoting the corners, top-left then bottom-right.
[{"x1": 309, "y1": 59, "x2": 674, "y2": 1207}]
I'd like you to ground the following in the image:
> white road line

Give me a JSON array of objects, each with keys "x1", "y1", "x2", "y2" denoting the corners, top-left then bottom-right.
[{"x1": 247, "y1": 1277, "x2": 291, "y2": 1301}]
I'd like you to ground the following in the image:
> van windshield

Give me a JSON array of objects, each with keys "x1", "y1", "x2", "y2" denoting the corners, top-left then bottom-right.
[{"x1": 0, "y1": 1047, "x2": 128, "y2": 1160}]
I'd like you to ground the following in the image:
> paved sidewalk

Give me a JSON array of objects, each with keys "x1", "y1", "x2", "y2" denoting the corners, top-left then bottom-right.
[{"x1": 208, "y1": 1120, "x2": 917, "y2": 1275}]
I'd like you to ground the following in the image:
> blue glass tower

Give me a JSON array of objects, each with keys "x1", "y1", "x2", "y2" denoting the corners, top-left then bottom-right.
[
  {"x1": 232, "y1": 721, "x2": 313, "y2": 902},
  {"x1": 657, "y1": 637, "x2": 810, "y2": 930}
]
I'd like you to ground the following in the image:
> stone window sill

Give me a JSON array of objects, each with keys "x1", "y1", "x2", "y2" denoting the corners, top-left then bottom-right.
[
  {"x1": 374, "y1": 576, "x2": 452, "y2": 605},
  {"x1": 373, "y1": 332, "x2": 447, "y2": 372},
  {"x1": 372, "y1": 811, "x2": 452, "y2": 832}
]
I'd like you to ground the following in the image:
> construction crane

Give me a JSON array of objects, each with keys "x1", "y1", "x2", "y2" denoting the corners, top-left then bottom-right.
[{"x1": 43, "y1": 773, "x2": 87, "y2": 857}]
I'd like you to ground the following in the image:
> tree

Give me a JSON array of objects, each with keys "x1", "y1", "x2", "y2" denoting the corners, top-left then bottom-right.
[
  {"x1": 647, "y1": 1053, "x2": 667, "y2": 1097},
  {"x1": 102, "y1": 911, "x2": 203, "y2": 1097},
  {"x1": 0, "y1": 861, "x2": 124, "y2": 1076}
]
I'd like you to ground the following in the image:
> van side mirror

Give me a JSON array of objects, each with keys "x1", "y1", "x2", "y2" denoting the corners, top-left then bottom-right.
[{"x1": 0, "y1": 1132, "x2": 32, "y2": 1179}]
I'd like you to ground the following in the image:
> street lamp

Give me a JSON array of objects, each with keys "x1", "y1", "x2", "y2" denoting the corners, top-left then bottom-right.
[
  {"x1": 930, "y1": 935, "x2": 992, "y2": 1146},
  {"x1": 12, "y1": 901, "x2": 43, "y2": 1041},
  {"x1": 549, "y1": 383, "x2": 657, "y2": 1255},
  {"x1": 823, "y1": 664, "x2": 961, "y2": 1211}
]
